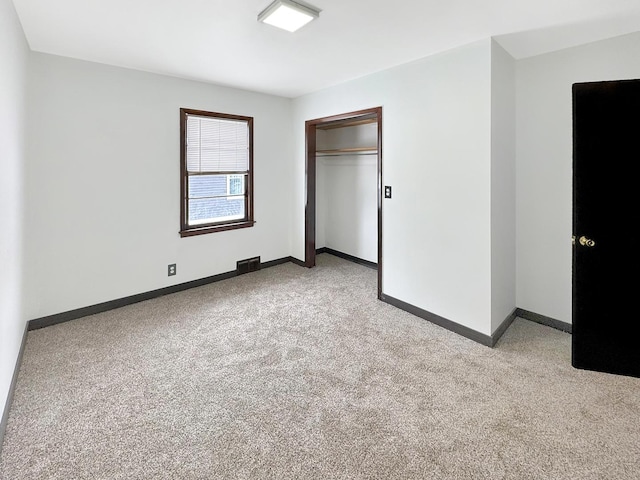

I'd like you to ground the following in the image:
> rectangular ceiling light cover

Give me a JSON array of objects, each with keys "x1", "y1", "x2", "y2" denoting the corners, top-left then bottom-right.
[{"x1": 258, "y1": 0, "x2": 320, "y2": 33}]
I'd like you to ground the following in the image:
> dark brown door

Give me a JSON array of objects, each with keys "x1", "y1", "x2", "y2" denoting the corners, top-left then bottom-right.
[{"x1": 572, "y1": 79, "x2": 640, "y2": 378}]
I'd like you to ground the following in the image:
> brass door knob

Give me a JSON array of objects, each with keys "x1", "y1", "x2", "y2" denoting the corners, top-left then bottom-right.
[{"x1": 579, "y1": 236, "x2": 595, "y2": 247}]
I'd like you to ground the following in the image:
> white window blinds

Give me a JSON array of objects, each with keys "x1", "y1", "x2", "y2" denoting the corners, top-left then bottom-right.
[{"x1": 186, "y1": 115, "x2": 249, "y2": 173}]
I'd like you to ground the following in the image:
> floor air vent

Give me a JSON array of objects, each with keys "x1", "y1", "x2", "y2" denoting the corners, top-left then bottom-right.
[{"x1": 237, "y1": 256, "x2": 261, "y2": 275}]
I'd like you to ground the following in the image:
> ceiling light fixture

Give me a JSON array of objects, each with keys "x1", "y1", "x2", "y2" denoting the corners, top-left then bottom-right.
[{"x1": 258, "y1": 0, "x2": 320, "y2": 33}]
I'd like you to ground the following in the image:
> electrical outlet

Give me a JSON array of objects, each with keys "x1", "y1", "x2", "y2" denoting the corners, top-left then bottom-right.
[
  {"x1": 385, "y1": 186, "x2": 392, "y2": 199},
  {"x1": 168, "y1": 264, "x2": 176, "y2": 276}
]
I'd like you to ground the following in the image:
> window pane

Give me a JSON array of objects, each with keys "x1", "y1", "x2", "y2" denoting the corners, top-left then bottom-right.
[
  {"x1": 189, "y1": 174, "x2": 245, "y2": 198},
  {"x1": 188, "y1": 197, "x2": 245, "y2": 225},
  {"x1": 228, "y1": 174, "x2": 244, "y2": 195},
  {"x1": 189, "y1": 175, "x2": 228, "y2": 199}
]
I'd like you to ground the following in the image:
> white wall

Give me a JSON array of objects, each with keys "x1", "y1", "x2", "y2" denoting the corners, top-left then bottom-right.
[
  {"x1": 490, "y1": 40, "x2": 516, "y2": 333},
  {"x1": 24, "y1": 53, "x2": 294, "y2": 320},
  {"x1": 319, "y1": 156, "x2": 378, "y2": 263},
  {"x1": 317, "y1": 124, "x2": 378, "y2": 263},
  {"x1": 0, "y1": 0, "x2": 28, "y2": 423},
  {"x1": 516, "y1": 31, "x2": 640, "y2": 324},
  {"x1": 293, "y1": 39, "x2": 494, "y2": 335}
]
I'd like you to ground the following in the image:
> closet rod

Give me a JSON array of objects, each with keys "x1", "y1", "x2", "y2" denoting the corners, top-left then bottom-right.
[
  {"x1": 316, "y1": 147, "x2": 377, "y2": 155},
  {"x1": 316, "y1": 152, "x2": 378, "y2": 157}
]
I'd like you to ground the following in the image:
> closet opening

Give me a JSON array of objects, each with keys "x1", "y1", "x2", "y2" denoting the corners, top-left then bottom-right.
[{"x1": 304, "y1": 107, "x2": 383, "y2": 299}]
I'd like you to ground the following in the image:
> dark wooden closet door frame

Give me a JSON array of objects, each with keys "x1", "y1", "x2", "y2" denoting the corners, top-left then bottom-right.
[{"x1": 304, "y1": 106, "x2": 383, "y2": 299}]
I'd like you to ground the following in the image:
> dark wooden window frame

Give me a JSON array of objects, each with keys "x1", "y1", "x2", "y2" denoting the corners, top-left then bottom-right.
[
  {"x1": 305, "y1": 106, "x2": 383, "y2": 298},
  {"x1": 179, "y1": 108, "x2": 255, "y2": 237}
]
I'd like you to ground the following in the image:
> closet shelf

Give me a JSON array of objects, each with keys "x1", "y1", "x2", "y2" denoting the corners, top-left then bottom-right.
[{"x1": 316, "y1": 147, "x2": 378, "y2": 156}]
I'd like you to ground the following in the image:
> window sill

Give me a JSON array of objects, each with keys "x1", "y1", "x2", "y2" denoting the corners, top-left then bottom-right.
[{"x1": 180, "y1": 220, "x2": 255, "y2": 237}]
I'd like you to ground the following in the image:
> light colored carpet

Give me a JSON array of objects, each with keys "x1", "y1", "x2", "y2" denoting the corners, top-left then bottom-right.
[{"x1": 1, "y1": 253, "x2": 639, "y2": 479}]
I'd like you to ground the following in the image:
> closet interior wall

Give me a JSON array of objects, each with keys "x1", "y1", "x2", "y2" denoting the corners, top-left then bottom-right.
[{"x1": 316, "y1": 121, "x2": 378, "y2": 264}]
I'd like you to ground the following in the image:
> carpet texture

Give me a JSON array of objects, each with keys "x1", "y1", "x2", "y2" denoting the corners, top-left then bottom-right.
[{"x1": 1, "y1": 254, "x2": 639, "y2": 479}]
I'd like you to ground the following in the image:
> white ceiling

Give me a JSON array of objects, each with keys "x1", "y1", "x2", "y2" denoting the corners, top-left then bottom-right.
[{"x1": 12, "y1": 0, "x2": 640, "y2": 98}]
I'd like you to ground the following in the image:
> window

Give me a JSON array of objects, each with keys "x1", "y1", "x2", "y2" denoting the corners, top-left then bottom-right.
[
  {"x1": 180, "y1": 109, "x2": 254, "y2": 237},
  {"x1": 227, "y1": 174, "x2": 244, "y2": 196}
]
